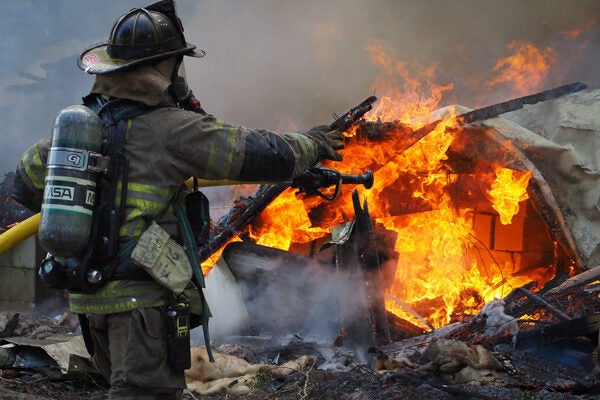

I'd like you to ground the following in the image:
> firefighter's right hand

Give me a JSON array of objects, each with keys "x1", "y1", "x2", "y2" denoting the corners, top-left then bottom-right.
[{"x1": 304, "y1": 125, "x2": 344, "y2": 162}]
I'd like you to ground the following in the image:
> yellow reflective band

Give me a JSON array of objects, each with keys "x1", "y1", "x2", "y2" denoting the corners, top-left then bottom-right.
[
  {"x1": 202, "y1": 120, "x2": 239, "y2": 180},
  {"x1": 68, "y1": 281, "x2": 170, "y2": 313},
  {"x1": 298, "y1": 135, "x2": 314, "y2": 157},
  {"x1": 125, "y1": 119, "x2": 132, "y2": 140},
  {"x1": 119, "y1": 209, "x2": 151, "y2": 237},
  {"x1": 114, "y1": 180, "x2": 173, "y2": 238},
  {"x1": 120, "y1": 213, "x2": 147, "y2": 238},
  {"x1": 124, "y1": 198, "x2": 162, "y2": 215},
  {"x1": 208, "y1": 124, "x2": 238, "y2": 179},
  {"x1": 69, "y1": 299, "x2": 166, "y2": 314},
  {"x1": 184, "y1": 177, "x2": 269, "y2": 187},
  {"x1": 117, "y1": 193, "x2": 167, "y2": 210},
  {"x1": 69, "y1": 280, "x2": 161, "y2": 298},
  {"x1": 23, "y1": 145, "x2": 45, "y2": 190},
  {"x1": 122, "y1": 181, "x2": 171, "y2": 199},
  {"x1": 203, "y1": 120, "x2": 224, "y2": 178}
]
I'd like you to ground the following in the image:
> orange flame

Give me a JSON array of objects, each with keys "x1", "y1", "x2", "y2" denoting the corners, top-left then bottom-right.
[
  {"x1": 211, "y1": 40, "x2": 560, "y2": 330},
  {"x1": 365, "y1": 39, "x2": 454, "y2": 125},
  {"x1": 486, "y1": 40, "x2": 557, "y2": 95},
  {"x1": 562, "y1": 17, "x2": 598, "y2": 39},
  {"x1": 246, "y1": 107, "x2": 541, "y2": 329},
  {"x1": 487, "y1": 166, "x2": 532, "y2": 225}
]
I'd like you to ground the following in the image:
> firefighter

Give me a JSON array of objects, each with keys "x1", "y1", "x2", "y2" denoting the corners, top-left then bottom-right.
[{"x1": 11, "y1": 1, "x2": 343, "y2": 399}]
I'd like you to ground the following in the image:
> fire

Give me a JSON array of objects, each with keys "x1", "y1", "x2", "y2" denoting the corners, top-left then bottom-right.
[
  {"x1": 215, "y1": 39, "x2": 560, "y2": 331},
  {"x1": 245, "y1": 107, "x2": 539, "y2": 329},
  {"x1": 365, "y1": 39, "x2": 454, "y2": 125},
  {"x1": 486, "y1": 40, "x2": 557, "y2": 95},
  {"x1": 248, "y1": 189, "x2": 330, "y2": 248},
  {"x1": 487, "y1": 166, "x2": 532, "y2": 225},
  {"x1": 562, "y1": 17, "x2": 598, "y2": 39}
]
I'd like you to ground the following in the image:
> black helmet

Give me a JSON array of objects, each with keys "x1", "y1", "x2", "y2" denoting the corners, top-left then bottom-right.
[{"x1": 78, "y1": 0, "x2": 204, "y2": 74}]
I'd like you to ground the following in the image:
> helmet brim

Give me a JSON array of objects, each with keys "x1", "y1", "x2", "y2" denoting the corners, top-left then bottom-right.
[{"x1": 78, "y1": 41, "x2": 205, "y2": 75}]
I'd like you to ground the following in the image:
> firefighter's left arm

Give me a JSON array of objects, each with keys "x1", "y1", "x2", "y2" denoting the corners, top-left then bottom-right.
[{"x1": 12, "y1": 137, "x2": 50, "y2": 212}]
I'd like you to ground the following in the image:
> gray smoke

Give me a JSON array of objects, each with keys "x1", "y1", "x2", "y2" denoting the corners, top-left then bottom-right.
[
  {"x1": 1, "y1": 0, "x2": 599, "y2": 176},
  {"x1": 199, "y1": 244, "x2": 366, "y2": 348}
]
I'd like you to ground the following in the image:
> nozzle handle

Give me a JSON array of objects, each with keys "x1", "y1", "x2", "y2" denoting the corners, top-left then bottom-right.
[{"x1": 340, "y1": 170, "x2": 374, "y2": 189}]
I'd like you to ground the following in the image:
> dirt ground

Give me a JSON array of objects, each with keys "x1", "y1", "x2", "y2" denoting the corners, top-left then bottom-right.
[
  {"x1": 2, "y1": 359, "x2": 600, "y2": 400},
  {"x1": 2, "y1": 310, "x2": 600, "y2": 399},
  {"x1": 0, "y1": 367, "x2": 423, "y2": 400}
]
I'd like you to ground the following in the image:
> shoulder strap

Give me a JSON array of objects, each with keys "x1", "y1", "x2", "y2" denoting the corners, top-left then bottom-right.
[
  {"x1": 73, "y1": 95, "x2": 162, "y2": 292},
  {"x1": 173, "y1": 199, "x2": 214, "y2": 362}
]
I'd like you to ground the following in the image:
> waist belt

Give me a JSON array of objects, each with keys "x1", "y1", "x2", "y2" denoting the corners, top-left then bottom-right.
[{"x1": 111, "y1": 239, "x2": 153, "y2": 281}]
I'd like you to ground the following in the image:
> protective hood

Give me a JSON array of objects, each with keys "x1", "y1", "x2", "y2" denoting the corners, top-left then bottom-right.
[{"x1": 89, "y1": 58, "x2": 178, "y2": 107}]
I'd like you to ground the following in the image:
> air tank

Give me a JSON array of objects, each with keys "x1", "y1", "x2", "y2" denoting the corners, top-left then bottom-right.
[{"x1": 38, "y1": 105, "x2": 105, "y2": 258}]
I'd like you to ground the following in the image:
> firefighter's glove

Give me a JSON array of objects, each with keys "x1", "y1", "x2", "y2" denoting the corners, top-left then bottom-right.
[{"x1": 304, "y1": 125, "x2": 344, "y2": 162}]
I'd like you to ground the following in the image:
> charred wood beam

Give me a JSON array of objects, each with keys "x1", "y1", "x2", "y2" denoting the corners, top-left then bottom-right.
[
  {"x1": 495, "y1": 341, "x2": 600, "y2": 390},
  {"x1": 505, "y1": 284, "x2": 599, "y2": 324},
  {"x1": 334, "y1": 223, "x2": 377, "y2": 357},
  {"x1": 355, "y1": 82, "x2": 587, "y2": 155},
  {"x1": 199, "y1": 184, "x2": 287, "y2": 262},
  {"x1": 435, "y1": 82, "x2": 587, "y2": 148},
  {"x1": 371, "y1": 322, "x2": 465, "y2": 356},
  {"x1": 515, "y1": 313, "x2": 600, "y2": 350},
  {"x1": 545, "y1": 265, "x2": 600, "y2": 296},
  {"x1": 515, "y1": 287, "x2": 572, "y2": 322},
  {"x1": 504, "y1": 265, "x2": 600, "y2": 320},
  {"x1": 385, "y1": 293, "x2": 434, "y2": 331},
  {"x1": 351, "y1": 190, "x2": 391, "y2": 345},
  {"x1": 334, "y1": 190, "x2": 391, "y2": 356},
  {"x1": 386, "y1": 311, "x2": 426, "y2": 342},
  {"x1": 457, "y1": 81, "x2": 587, "y2": 124}
]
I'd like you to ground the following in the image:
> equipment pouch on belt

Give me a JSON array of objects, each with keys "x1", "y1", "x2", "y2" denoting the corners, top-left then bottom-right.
[
  {"x1": 165, "y1": 295, "x2": 192, "y2": 371},
  {"x1": 131, "y1": 221, "x2": 192, "y2": 295}
]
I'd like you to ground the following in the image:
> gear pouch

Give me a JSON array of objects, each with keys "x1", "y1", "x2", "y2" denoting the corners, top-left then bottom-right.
[{"x1": 131, "y1": 221, "x2": 192, "y2": 295}]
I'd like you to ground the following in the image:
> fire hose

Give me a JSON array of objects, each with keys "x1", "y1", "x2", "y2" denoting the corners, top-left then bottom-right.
[{"x1": 0, "y1": 213, "x2": 40, "y2": 256}]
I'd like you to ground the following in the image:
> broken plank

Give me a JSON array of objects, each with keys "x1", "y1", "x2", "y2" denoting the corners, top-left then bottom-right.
[
  {"x1": 356, "y1": 82, "x2": 588, "y2": 158},
  {"x1": 515, "y1": 313, "x2": 600, "y2": 350}
]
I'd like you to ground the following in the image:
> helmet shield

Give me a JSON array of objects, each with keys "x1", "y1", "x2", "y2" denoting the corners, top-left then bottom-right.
[
  {"x1": 78, "y1": 0, "x2": 204, "y2": 75},
  {"x1": 170, "y1": 60, "x2": 193, "y2": 104}
]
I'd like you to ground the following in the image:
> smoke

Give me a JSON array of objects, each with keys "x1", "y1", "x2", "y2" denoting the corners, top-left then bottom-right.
[
  {"x1": 1, "y1": 0, "x2": 599, "y2": 179},
  {"x1": 201, "y1": 244, "x2": 354, "y2": 345},
  {"x1": 183, "y1": 0, "x2": 600, "y2": 126}
]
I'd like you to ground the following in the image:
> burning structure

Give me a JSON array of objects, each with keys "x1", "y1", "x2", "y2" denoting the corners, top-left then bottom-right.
[
  {"x1": 204, "y1": 84, "x2": 599, "y2": 331},
  {"x1": 188, "y1": 83, "x2": 600, "y2": 395}
]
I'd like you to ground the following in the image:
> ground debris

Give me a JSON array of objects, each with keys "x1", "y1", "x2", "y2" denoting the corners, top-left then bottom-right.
[
  {"x1": 2, "y1": 339, "x2": 600, "y2": 400},
  {"x1": 2, "y1": 306, "x2": 600, "y2": 399}
]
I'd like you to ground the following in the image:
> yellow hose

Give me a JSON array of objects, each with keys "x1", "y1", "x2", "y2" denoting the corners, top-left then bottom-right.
[{"x1": 0, "y1": 213, "x2": 40, "y2": 255}]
